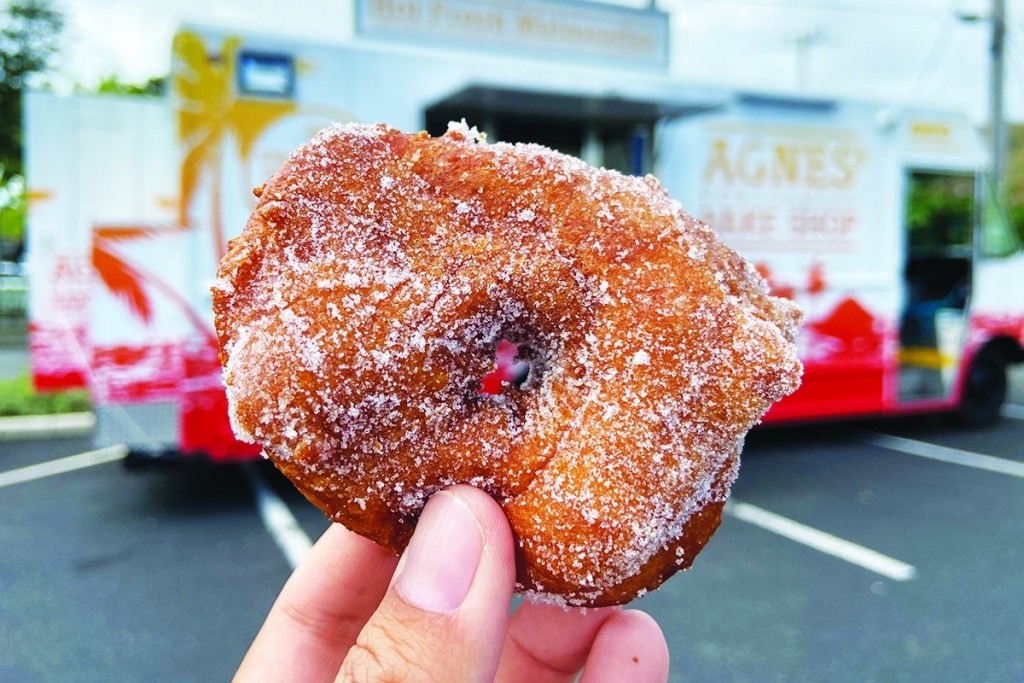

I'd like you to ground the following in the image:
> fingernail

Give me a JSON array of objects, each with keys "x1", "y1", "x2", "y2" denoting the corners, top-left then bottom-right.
[{"x1": 395, "y1": 491, "x2": 484, "y2": 613}]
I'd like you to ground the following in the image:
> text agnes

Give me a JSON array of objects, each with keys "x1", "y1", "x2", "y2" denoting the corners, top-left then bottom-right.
[{"x1": 702, "y1": 136, "x2": 867, "y2": 189}]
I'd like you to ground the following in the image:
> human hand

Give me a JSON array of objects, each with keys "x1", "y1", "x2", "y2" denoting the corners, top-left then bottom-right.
[{"x1": 234, "y1": 485, "x2": 670, "y2": 682}]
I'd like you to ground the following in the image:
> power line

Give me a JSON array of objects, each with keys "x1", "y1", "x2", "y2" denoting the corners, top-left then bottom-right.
[{"x1": 906, "y1": 0, "x2": 963, "y2": 101}]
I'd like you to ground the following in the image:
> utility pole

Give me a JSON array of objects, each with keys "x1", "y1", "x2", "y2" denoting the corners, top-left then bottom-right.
[
  {"x1": 990, "y1": 0, "x2": 1007, "y2": 201},
  {"x1": 960, "y1": 0, "x2": 1008, "y2": 200}
]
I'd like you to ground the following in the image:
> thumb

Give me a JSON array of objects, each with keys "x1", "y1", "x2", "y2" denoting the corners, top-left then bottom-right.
[{"x1": 337, "y1": 486, "x2": 517, "y2": 683}]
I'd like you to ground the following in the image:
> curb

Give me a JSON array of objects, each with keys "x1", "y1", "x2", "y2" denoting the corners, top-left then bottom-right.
[{"x1": 0, "y1": 412, "x2": 96, "y2": 442}]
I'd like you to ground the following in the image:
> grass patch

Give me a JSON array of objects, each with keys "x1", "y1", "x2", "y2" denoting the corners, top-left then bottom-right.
[{"x1": 0, "y1": 373, "x2": 92, "y2": 417}]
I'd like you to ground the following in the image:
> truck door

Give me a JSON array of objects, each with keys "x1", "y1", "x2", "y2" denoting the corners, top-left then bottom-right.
[{"x1": 898, "y1": 170, "x2": 975, "y2": 402}]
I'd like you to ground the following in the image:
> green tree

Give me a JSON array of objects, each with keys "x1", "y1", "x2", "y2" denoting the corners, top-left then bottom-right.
[
  {"x1": 1003, "y1": 124, "x2": 1024, "y2": 245},
  {"x1": 906, "y1": 172, "x2": 974, "y2": 251},
  {"x1": 0, "y1": 0, "x2": 62, "y2": 260},
  {"x1": 1, "y1": 0, "x2": 64, "y2": 181},
  {"x1": 0, "y1": 174, "x2": 25, "y2": 254},
  {"x1": 85, "y1": 74, "x2": 167, "y2": 97}
]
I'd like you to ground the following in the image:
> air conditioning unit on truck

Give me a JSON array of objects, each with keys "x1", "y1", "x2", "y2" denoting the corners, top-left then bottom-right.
[{"x1": 24, "y1": 26, "x2": 1024, "y2": 463}]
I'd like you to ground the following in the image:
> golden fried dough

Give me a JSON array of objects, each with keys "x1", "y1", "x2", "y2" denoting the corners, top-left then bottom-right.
[{"x1": 213, "y1": 122, "x2": 803, "y2": 606}]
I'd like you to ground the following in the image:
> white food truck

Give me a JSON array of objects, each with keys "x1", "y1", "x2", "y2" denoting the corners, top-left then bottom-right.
[{"x1": 25, "y1": 19, "x2": 1024, "y2": 461}]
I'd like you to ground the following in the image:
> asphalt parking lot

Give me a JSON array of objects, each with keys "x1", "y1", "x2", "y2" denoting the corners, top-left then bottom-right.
[{"x1": 1, "y1": 402, "x2": 1023, "y2": 682}]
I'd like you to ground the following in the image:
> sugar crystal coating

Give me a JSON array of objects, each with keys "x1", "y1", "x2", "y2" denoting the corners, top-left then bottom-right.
[{"x1": 213, "y1": 123, "x2": 803, "y2": 606}]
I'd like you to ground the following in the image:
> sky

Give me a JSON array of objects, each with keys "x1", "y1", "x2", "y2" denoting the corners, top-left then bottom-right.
[{"x1": 45, "y1": 0, "x2": 1024, "y2": 122}]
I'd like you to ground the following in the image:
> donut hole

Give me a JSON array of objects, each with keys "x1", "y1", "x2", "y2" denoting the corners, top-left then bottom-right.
[{"x1": 478, "y1": 338, "x2": 533, "y2": 395}]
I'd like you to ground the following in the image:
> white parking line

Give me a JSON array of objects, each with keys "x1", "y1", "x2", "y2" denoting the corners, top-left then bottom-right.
[
  {"x1": 726, "y1": 501, "x2": 918, "y2": 582},
  {"x1": 863, "y1": 432, "x2": 1024, "y2": 479},
  {"x1": 0, "y1": 445, "x2": 128, "y2": 489},
  {"x1": 243, "y1": 464, "x2": 313, "y2": 570},
  {"x1": 1003, "y1": 404, "x2": 1024, "y2": 420}
]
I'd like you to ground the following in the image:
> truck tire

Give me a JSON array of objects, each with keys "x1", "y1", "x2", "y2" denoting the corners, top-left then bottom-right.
[{"x1": 956, "y1": 347, "x2": 1007, "y2": 426}]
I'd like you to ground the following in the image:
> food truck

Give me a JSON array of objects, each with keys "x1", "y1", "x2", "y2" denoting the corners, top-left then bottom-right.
[{"x1": 24, "y1": 15, "x2": 1024, "y2": 461}]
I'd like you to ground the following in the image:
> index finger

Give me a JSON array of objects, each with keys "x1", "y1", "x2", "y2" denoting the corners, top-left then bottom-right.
[{"x1": 234, "y1": 523, "x2": 398, "y2": 682}]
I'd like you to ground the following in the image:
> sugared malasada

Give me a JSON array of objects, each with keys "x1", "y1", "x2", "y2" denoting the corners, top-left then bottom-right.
[{"x1": 212, "y1": 122, "x2": 803, "y2": 607}]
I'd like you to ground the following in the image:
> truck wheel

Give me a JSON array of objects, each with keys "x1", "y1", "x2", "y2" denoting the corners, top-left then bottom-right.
[
  {"x1": 956, "y1": 348, "x2": 1007, "y2": 426},
  {"x1": 122, "y1": 448, "x2": 181, "y2": 469}
]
